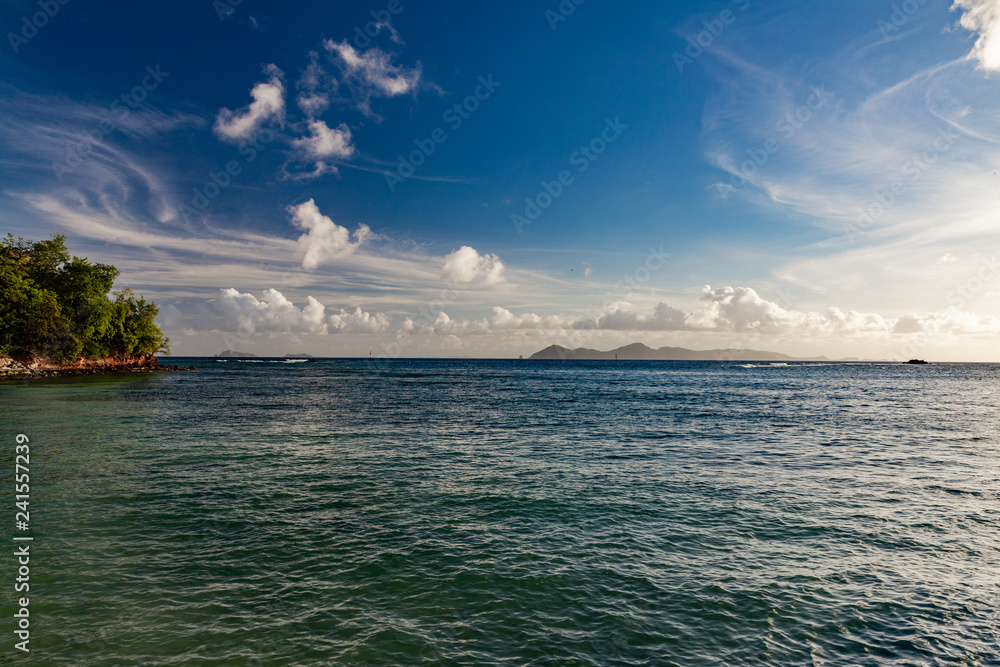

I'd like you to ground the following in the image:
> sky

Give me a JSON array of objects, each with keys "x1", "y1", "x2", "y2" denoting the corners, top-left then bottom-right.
[{"x1": 1, "y1": 0, "x2": 999, "y2": 360}]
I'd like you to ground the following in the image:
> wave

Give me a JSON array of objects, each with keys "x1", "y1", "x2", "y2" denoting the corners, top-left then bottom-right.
[{"x1": 236, "y1": 359, "x2": 310, "y2": 364}]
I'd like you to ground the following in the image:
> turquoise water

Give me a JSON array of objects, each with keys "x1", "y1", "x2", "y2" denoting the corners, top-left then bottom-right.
[{"x1": 2, "y1": 359, "x2": 999, "y2": 665}]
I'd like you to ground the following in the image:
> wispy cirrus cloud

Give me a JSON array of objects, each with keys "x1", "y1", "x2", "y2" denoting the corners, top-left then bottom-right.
[{"x1": 697, "y1": 1, "x2": 1000, "y2": 319}]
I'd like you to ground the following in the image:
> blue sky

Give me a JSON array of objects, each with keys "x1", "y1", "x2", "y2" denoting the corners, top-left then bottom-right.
[{"x1": 2, "y1": 0, "x2": 999, "y2": 359}]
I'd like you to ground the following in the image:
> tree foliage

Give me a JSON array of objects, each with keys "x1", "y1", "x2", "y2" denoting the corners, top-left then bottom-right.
[{"x1": 0, "y1": 234, "x2": 169, "y2": 361}]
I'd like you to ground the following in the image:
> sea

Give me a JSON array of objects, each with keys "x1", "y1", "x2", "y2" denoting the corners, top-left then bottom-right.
[{"x1": 1, "y1": 359, "x2": 998, "y2": 665}]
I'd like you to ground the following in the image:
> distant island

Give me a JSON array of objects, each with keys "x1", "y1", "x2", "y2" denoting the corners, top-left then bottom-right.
[
  {"x1": 1, "y1": 235, "x2": 171, "y2": 378},
  {"x1": 530, "y1": 343, "x2": 834, "y2": 362},
  {"x1": 213, "y1": 351, "x2": 315, "y2": 358}
]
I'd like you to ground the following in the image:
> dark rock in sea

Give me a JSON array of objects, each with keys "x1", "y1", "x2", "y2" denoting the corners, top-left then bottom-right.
[{"x1": 905, "y1": 359, "x2": 929, "y2": 365}]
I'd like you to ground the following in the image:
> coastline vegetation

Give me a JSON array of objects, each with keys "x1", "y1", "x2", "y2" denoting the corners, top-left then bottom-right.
[{"x1": 0, "y1": 234, "x2": 168, "y2": 363}]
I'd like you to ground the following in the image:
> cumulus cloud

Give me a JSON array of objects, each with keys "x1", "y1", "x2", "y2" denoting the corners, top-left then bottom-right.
[
  {"x1": 687, "y1": 286, "x2": 809, "y2": 334},
  {"x1": 323, "y1": 41, "x2": 421, "y2": 114},
  {"x1": 291, "y1": 120, "x2": 355, "y2": 159},
  {"x1": 488, "y1": 307, "x2": 545, "y2": 330},
  {"x1": 288, "y1": 199, "x2": 372, "y2": 270},
  {"x1": 216, "y1": 288, "x2": 389, "y2": 335},
  {"x1": 687, "y1": 286, "x2": 895, "y2": 336},
  {"x1": 574, "y1": 301, "x2": 689, "y2": 332},
  {"x1": 954, "y1": 0, "x2": 1000, "y2": 71},
  {"x1": 328, "y1": 306, "x2": 391, "y2": 333},
  {"x1": 892, "y1": 308, "x2": 1000, "y2": 335},
  {"x1": 216, "y1": 288, "x2": 328, "y2": 335},
  {"x1": 396, "y1": 286, "x2": 1000, "y2": 340},
  {"x1": 441, "y1": 246, "x2": 505, "y2": 285},
  {"x1": 213, "y1": 65, "x2": 285, "y2": 142}
]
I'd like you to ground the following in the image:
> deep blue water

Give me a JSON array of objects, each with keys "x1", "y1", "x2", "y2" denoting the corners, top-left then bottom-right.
[{"x1": 2, "y1": 359, "x2": 999, "y2": 665}]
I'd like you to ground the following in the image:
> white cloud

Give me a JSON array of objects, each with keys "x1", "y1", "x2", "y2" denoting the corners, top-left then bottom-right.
[
  {"x1": 397, "y1": 286, "x2": 1000, "y2": 342},
  {"x1": 954, "y1": 0, "x2": 1000, "y2": 71},
  {"x1": 325, "y1": 41, "x2": 420, "y2": 96},
  {"x1": 216, "y1": 288, "x2": 328, "y2": 335},
  {"x1": 288, "y1": 199, "x2": 372, "y2": 270},
  {"x1": 291, "y1": 120, "x2": 355, "y2": 160},
  {"x1": 213, "y1": 65, "x2": 285, "y2": 142},
  {"x1": 215, "y1": 288, "x2": 388, "y2": 335},
  {"x1": 688, "y1": 286, "x2": 890, "y2": 336},
  {"x1": 939, "y1": 253, "x2": 960, "y2": 264},
  {"x1": 297, "y1": 93, "x2": 329, "y2": 117},
  {"x1": 894, "y1": 308, "x2": 1000, "y2": 334},
  {"x1": 328, "y1": 306, "x2": 390, "y2": 333},
  {"x1": 295, "y1": 52, "x2": 337, "y2": 117},
  {"x1": 441, "y1": 246, "x2": 506, "y2": 285},
  {"x1": 323, "y1": 41, "x2": 421, "y2": 114},
  {"x1": 572, "y1": 301, "x2": 688, "y2": 331},
  {"x1": 488, "y1": 307, "x2": 545, "y2": 330}
]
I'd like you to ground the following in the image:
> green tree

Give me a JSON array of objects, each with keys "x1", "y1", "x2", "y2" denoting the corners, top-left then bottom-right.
[
  {"x1": 0, "y1": 234, "x2": 167, "y2": 361},
  {"x1": 103, "y1": 288, "x2": 170, "y2": 358}
]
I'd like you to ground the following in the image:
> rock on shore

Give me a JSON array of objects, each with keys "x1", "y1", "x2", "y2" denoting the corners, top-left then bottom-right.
[{"x1": 0, "y1": 354, "x2": 186, "y2": 378}]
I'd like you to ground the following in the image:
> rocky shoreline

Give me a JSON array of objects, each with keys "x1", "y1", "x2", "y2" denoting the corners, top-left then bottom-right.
[{"x1": 0, "y1": 354, "x2": 192, "y2": 379}]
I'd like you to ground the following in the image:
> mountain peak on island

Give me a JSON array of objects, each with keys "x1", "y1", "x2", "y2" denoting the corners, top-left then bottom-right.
[{"x1": 529, "y1": 344, "x2": 830, "y2": 362}]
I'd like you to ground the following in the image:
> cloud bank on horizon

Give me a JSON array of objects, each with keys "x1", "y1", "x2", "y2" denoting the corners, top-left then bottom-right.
[{"x1": 1, "y1": 0, "x2": 998, "y2": 360}]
